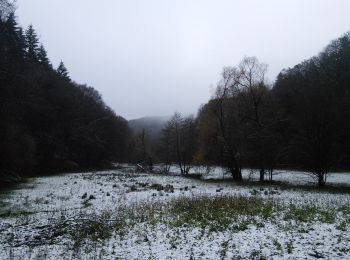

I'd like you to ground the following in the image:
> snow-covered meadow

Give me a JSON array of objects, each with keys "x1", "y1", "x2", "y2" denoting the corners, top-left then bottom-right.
[{"x1": 0, "y1": 166, "x2": 350, "y2": 259}]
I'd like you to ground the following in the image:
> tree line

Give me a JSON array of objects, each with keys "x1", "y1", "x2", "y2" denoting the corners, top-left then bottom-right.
[
  {"x1": 0, "y1": 2, "x2": 132, "y2": 181},
  {"x1": 2, "y1": 1, "x2": 350, "y2": 186},
  {"x1": 134, "y1": 33, "x2": 350, "y2": 186}
]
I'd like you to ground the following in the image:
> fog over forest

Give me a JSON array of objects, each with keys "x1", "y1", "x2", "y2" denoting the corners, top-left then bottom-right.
[
  {"x1": 1, "y1": 1, "x2": 350, "y2": 259},
  {"x1": 16, "y1": 0, "x2": 350, "y2": 119}
]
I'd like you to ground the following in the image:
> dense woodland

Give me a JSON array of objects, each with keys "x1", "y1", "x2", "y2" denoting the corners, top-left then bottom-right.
[
  {"x1": 0, "y1": 2, "x2": 131, "y2": 181},
  {"x1": 1, "y1": 1, "x2": 350, "y2": 186},
  {"x1": 134, "y1": 34, "x2": 350, "y2": 186}
]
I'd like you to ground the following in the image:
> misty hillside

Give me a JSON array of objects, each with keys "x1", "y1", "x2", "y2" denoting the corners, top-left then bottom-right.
[
  {"x1": 128, "y1": 116, "x2": 170, "y2": 140},
  {"x1": 2, "y1": 1, "x2": 350, "y2": 259}
]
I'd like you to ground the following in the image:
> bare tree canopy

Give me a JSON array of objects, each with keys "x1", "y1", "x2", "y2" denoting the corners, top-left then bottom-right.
[{"x1": 0, "y1": 0, "x2": 15, "y2": 20}]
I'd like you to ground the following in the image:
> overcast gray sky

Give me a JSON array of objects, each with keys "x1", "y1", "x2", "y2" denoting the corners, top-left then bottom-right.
[{"x1": 16, "y1": 0, "x2": 350, "y2": 119}]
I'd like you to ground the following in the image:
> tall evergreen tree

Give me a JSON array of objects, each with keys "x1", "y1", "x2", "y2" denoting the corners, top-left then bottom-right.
[
  {"x1": 57, "y1": 61, "x2": 70, "y2": 80},
  {"x1": 0, "y1": 3, "x2": 132, "y2": 183},
  {"x1": 25, "y1": 24, "x2": 39, "y2": 61},
  {"x1": 0, "y1": 12, "x2": 23, "y2": 69},
  {"x1": 17, "y1": 27, "x2": 26, "y2": 58},
  {"x1": 37, "y1": 44, "x2": 50, "y2": 66}
]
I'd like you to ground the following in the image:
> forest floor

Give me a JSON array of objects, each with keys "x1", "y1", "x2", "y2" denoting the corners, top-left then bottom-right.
[{"x1": 0, "y1": 166, "x2": 350, "y2": 259}]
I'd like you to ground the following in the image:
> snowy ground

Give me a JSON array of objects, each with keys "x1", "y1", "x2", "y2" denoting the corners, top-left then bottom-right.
[
  {"x1": 0, "y1": 166, "x2": 350, "y2": 259},
  {"x1": 174, "y1": 165, "x2": 350, "y2": 186}
]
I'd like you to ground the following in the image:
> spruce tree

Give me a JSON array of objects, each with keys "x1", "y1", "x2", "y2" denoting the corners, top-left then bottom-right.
[
  {"x1": 4, "y1": 13, "x2": 21, "y2": 57},
  {"x1": 57, "y1": 61, "x2": 70, "y2": 80},
  {"x1": 25, "y1": 24, "x2": 39, "y2": 61},
  {"x1": 37, "y1": 44, "x2": 50, "y2": 67},
  {"x1": 17, "y1": 27, "x2": 26, "y2": 58},
  {"x1": 0, "y1": 12, "x2": 24, "y2": 67}
]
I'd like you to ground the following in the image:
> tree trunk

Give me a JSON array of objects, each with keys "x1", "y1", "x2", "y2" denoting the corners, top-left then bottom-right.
[
  {"x1": 318, "y1": 173, "x2": 326, "y2": 187},
  {"x1": 231, "y1": 160, "x2": 242, "y2": 181},
  {"x1": 268, "y1": 169, "x2": 273, "y2": 182},
  {"x1": 234, "y1": 168, "x2": 242, "y2": 181},
  {"x1": 259, "y1": 168, "x2": 265, "y2": 182}
]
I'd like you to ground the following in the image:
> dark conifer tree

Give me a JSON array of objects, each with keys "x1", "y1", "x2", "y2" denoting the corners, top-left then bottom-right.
[
  {"x1": 0, "y1": 8, "x2": 132, "y2": 182},
  {"x1": 37, "y1": 44, "x2": 50, "y2": 66},
  {"x1": 17, "y1": 27, "x2": 26, "y2": 58},
  {"x1": 1, "y1": 12, "x2": 22, "y2": 70},
  {"x1": 25, "y1": 24, "x2": 39, "y2": 61},
  {"x1": 57, "y1": 61, "x2": 70, "y2": 80}
]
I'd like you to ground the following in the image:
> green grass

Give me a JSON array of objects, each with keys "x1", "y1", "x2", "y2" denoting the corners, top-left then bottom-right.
[
  {"x1": 284, "y1": 205, "x2": 318, "y2": 222},
  {"x1": 65, "y1": 195, "x2": 279, "y2": 247},
  {"x1": 11, "y1": 193, "x2": 347, "y2": 251},
  {"x1": 0, "y1": 200, "x2": 6, "y2": 212},
  {"x1": 0, "y1": 209, "x2": 33, "y2": 218},
  {"x1": 66, "y1": 211, "x2": 114, "y2": 250},
  {"x1": 336, "y1": 221, "x2": 348, "y2": 231},
  {"x1": 0, "y1": 198, "x2": 34, "y2": 218},
  {"x1": 286, "y1": 241, "x2": 293, "y2": 254},
  {"x1": 170, "y1": 196, "x2": 276, "y2": 231},
  {"x1": 81, "y1": 199, "x2": 93, "y2": 208},
  {"x1": 66, "y1": 194, "x2": 350, "y2": 247},
  {"x1": 284, "y1": 204, "x2": 337, "y2": 224}
]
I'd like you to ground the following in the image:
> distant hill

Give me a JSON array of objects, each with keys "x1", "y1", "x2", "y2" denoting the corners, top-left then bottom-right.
[{"x1": 128, "y1": 116, "x2": 170, "y2": 140}]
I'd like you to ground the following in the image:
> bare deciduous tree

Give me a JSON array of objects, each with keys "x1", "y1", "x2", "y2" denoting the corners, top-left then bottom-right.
[
  {"x1": 160, "y1": 113, "x2": 197, "y2": 175},
  {"x1": 0, "y1": 0, "x2": 15, "y2": 20}
]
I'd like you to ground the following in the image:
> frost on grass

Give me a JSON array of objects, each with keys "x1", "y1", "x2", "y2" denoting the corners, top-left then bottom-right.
[{"x1": 0, "y1": 168, "x2": 350, "y2": 259}]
